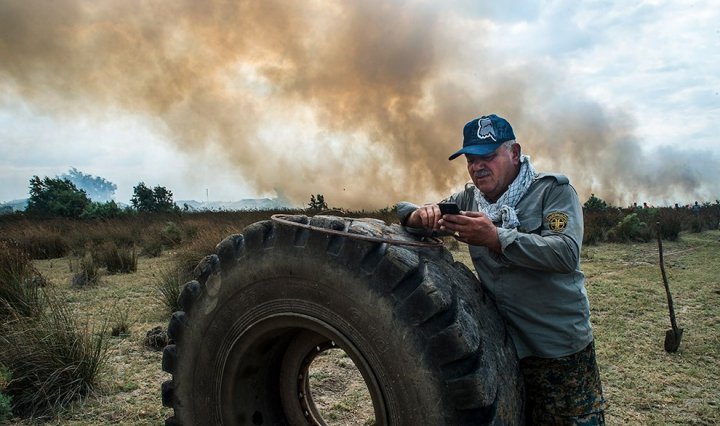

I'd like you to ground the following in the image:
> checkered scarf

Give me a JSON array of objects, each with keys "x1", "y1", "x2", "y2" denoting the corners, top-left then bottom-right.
[{"x1": 474, "y1": 155, "x2": 537, "y2": 229}]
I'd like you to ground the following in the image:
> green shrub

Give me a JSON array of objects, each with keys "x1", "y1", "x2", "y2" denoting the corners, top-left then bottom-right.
[
  {"x1": 131, "y1": 182, "x2": 180, "y2": 213},
  {"x1": 25, "y1": 176, "x2": 91, "y2": 219},
  {"x1": 633, "y1": 207, "x2": 659, "y2": 228},
  {"x1": 161, "y1": 221, "x2": 183, "y2": 248},
  {"x1": 583, "y1": 193, "x2": 609, "y2": 212},
  {"x1": 80, "y1": 200, "x2": 126, "y2": 220},
  {"x1": 607, "y1": 213, "x2": 652, "y2": 243},
  {"x1": 0, "y1": 292, "x2": 108, "y2": 418}
]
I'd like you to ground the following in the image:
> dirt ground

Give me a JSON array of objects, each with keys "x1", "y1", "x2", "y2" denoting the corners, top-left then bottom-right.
[{"x1": 309, "y1": 349, "x2": 375, "y2": 425}]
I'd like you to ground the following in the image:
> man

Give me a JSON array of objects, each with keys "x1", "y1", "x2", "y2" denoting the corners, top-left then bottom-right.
[{"x1": 397, "y1": 114, "x2": 606, "y2": 424}]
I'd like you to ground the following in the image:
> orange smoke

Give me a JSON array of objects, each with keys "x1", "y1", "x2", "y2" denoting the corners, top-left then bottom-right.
[{"x1": 1, "y1": 1, "x2": 716, "y2": 208}]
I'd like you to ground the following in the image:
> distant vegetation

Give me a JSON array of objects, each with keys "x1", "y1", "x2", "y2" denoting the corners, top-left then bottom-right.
[
  {"x1": 23, "y1": 174, "x2": 179, "y2": 220},
  {"x1": 308, "y1": 193, "x2": 329, "y2": 210},
  {"x1": 12, "y1": 176, "x2": 720, "y2": 248},
  {"x1": 26, "y1": 176, "x2": 93, "y2": 218},
  {"x1": 130, "y1": 182, "x2": 180, "y2": 214},
  {"x1": 8, "y1": 171, "x2": 720, "y2": 245},
  {"x1": 582, "y1": 194, "x2": 719, "y2": 244}
]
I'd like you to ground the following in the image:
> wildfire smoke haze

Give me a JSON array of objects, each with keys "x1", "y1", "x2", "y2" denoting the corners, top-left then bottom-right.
[{"x1": 1, "y1": 1, "x2": 717, "y2": 208}]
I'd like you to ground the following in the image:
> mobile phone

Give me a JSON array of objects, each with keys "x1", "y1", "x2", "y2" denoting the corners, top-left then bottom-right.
[{"x1": 438, "y1": 202, "x2": 461, "y2": 215}]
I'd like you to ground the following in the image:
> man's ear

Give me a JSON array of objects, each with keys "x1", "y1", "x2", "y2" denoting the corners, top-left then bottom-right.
[{"x1": 511, "y1": 143, "x2": 522, "y2": 162}]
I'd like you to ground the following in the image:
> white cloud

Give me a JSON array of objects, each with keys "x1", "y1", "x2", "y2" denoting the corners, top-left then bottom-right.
[
  {"x1": 565, "y1": 0, "x2": 720, "y2": 150},
  {"x1": 0, "y1": 100, "x2": 257, "y2": 203},
  {"x1": 460, "y1": 0, "x2": 719, "y2": 152}
]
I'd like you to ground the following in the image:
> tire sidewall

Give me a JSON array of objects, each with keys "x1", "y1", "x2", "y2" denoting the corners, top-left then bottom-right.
[{"x1": 175, "y1": 244, "x2": 446, "y2": 425}]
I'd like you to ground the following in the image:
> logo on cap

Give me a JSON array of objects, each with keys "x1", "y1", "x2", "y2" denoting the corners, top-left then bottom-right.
[
  {"x1": 448, "y1": 113, "x2": 515, "y2": 160},
  {"x1": 477, "y1": 117, "x2": 498, "y2": 141}
]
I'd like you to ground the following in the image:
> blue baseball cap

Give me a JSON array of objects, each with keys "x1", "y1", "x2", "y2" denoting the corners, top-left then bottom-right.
[{"x1": 448, "y1": 114, "x2": 516, "y2": 160}]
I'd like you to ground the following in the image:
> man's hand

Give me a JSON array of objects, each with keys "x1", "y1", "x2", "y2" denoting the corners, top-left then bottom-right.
[
  {"x1": 406, "y1": 204, "x2": 444, "y2": 231},
  {"x1": 439, "y1": 211, "x2": 502, "y2": 252}
]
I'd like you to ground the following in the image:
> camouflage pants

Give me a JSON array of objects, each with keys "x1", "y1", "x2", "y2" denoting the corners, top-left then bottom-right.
[{"x1": 520, "y1": 342, "x2": 606, "y2": 425}]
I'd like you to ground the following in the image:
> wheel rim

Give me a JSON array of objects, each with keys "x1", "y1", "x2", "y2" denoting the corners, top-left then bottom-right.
[
  {"x1": 279, "y1": 332, "x2": 336, "y2": 425},
  {"x1": 218, "y1": 313, "x2": 388, "y2": 425}
]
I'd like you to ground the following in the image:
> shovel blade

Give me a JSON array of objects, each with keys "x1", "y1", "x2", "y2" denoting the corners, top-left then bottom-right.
[{"x1": 664, "y1": 328, "x2": 683, "y2": 353}]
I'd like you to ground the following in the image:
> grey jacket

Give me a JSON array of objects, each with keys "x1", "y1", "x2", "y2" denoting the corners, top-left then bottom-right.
[{"x1": 397, "y1": 174, "x2": 593, "y2": 359}]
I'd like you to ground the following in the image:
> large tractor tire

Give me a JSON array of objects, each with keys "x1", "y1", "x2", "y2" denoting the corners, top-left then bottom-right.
[{"x1": 161, "y1": 215, "x2": 523, "y2": 425}]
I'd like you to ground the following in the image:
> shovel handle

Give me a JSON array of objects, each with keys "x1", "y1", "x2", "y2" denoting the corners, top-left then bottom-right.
[{"x1": 657, "y1": 222, "x2": 680, "y2": 331}]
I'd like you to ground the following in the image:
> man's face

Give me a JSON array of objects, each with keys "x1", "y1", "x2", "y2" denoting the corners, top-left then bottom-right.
[{"x1": 466, "y1": 143, "x2": 521, "y2": 202}]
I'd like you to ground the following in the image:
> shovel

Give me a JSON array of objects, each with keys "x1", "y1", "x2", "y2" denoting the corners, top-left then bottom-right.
[{"x1": 656, "y1": 222, "x2": 683, "y2": 353}]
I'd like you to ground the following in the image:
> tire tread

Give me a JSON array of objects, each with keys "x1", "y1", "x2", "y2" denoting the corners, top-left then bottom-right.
[{"x1": 160, "y1": 214, "x2": 521, "y2": 425}]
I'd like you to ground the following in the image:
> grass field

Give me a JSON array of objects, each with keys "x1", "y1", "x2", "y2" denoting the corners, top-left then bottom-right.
[
  {"x1": 585, "y1": 231, "x2": 719, "y2": 424},
  {"x1": 3, "y1": 227, "x2": 719, "y2": 425}
]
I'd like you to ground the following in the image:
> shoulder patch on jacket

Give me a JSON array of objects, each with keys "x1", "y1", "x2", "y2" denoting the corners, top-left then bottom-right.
[
  {"x1": 536, "y1": 173, "x2": 569, "y2": 185},
  {"x1": 546, "y1": 211, "x2": 569, "y2": 232}
]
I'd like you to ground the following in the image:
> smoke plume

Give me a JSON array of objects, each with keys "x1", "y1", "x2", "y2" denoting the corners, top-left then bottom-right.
[
  {"x1": 60, "y1": 168, "x2": 117, "y2": 202},
  {"x1": 1, "y1": 1, "x2": 717, "y2": 208}
]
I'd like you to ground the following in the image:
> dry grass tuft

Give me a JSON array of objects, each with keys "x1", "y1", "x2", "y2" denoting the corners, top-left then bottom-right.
[
  {"x1": 97, "y1": 243, "x2": 137, "y2": 275},
  {"x1": 70, "y1": 253, "x2": 100, "y2": 288},
  {"x1": 0, "y1": 290, "x2": 108, "y2": 419},
  {"x1": 0, "y1": 242, "x2": 43, "y2": 320},
  {"x1": 154, "y1": 266, "x2": 188, "y2": 315}
]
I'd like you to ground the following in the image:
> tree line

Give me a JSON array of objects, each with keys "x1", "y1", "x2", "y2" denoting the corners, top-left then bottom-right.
[{"x1": 25, "y1": 176, "x2": 179, "y2": 219}]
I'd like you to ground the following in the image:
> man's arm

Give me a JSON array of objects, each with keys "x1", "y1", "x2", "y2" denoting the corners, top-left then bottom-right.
[
  {"x1": 439, "y1": 180, "x2": 582, "y2": 272},
  {"x1": 496, "y1": 183, "x2": 583, "y2": 273}
]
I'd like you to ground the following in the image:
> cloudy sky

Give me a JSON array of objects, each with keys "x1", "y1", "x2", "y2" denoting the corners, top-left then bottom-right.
[{"x1": 1, "y1": 0, "x2": 718, "y2": 209}]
